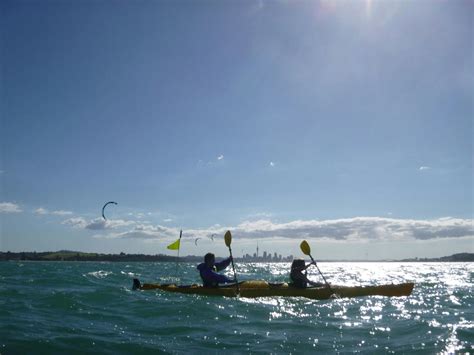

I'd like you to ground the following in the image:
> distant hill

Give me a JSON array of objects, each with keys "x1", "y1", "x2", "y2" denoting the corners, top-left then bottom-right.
[
  {"x1": 0, "y1": 250, "x2": 196, "y2": 262},
  {"x1": 400, "y1": 253, "x2": 474, "y2": 262},
  {"x1": 0, "y1": 251, "x2": 473, "y2": 262}
]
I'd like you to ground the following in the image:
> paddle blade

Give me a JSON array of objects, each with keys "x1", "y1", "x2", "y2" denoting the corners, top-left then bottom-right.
[
  {"x1": 224, "y1": 230, "x2": 232, "y2": 247},
  {"x1": 300, "y1": 240, "x2": 311, "y2": 255}
]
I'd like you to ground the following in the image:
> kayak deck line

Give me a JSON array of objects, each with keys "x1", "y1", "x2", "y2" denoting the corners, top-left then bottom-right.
[{"x1": 132, "y1": 279, "x2": 414, "y2": 300}]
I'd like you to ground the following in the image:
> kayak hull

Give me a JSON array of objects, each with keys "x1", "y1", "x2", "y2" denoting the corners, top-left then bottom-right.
[{"x1": 133, "y1": 279, "x2": 414, "y2": 300}]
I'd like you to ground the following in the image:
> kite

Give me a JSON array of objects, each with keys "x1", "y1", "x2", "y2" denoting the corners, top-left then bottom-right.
[{"x1": 102, "y1": 201, "x2": 118, "y2": 220}]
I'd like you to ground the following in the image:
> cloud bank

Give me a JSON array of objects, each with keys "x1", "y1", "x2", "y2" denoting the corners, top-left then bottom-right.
[
  {"x1": 233, "y1": 217, "x2": 473, "y2": 241},
  {"x1": 62, "y1": 217, "x2": 135, "y2": 230},
  {"x1": 72, "y1": 216, "x2": 473, "y2": 243},
  {"x1": 114, "y1": 224, "x2": 178, "y2": 240},
  {"x1": 0, "y1": 202, "x2": 22, "y2": 213},
  {"x1": 35, "y1": 207, "x2": 73, "y2": 216}
]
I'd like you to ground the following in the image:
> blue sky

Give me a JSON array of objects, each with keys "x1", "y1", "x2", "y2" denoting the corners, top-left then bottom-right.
[{"x1": 1, "y1": 0, "x2": 472, "y2": 259}]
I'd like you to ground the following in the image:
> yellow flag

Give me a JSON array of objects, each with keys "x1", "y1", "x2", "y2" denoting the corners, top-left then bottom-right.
[{"x1": 167, "y1": 239, "x2": 180, "y2": 250}]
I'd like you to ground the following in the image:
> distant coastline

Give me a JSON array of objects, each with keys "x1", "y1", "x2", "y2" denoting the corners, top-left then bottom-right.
[{"x1": 0, "y1": 251, "x2": 473, "y2": 262}]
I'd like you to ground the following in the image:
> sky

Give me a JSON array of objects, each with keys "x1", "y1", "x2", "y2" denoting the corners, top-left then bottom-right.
[{"x1": 1, "y1": 0, "x2": 472, "y2": 260}]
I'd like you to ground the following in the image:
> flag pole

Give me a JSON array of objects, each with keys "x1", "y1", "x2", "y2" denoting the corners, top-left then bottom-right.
[{"x1": 175, "y1": 230, "x2": 182, "y2": 275}]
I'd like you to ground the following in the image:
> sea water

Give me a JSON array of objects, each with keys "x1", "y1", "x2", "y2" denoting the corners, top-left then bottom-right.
[{"x1": 1, "y1": 261, "x2": 472, "y2": 354}]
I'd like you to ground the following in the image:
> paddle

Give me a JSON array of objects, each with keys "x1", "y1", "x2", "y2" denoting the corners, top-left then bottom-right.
[
  {"x1": 300, "y1": 240, "x2": 337, "y2": 297},
  {"x1": 224, "y1": 230, "x2": 240, "y2": 295}
]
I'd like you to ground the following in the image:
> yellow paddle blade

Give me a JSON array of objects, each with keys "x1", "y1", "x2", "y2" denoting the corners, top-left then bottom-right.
[
  {"x1": 300, "y1": 240, "x2": 311, "y2": 255},
  {"x1": 224, "y1": 230, "x2": 232, "y2": 247}
]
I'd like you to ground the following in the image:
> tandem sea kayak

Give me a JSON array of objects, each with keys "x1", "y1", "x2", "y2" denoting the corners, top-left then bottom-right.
[{"x1": 132, "y1": 279, "x2": 414, "y2": 300}]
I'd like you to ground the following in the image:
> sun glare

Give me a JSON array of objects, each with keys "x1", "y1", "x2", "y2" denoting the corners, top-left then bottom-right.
[{"x1": 366, "y1": 0, "x2": 373, "y2": 18}]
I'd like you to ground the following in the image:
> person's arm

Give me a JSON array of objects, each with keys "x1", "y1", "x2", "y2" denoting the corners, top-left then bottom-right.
[
  {"x1": 214, "y1": 257, "x2": 232, "y2": 271},
  {"x1": 201, "y1": 267, "x2": 234, "y2": 284},
  {"x1": 302, "y1": 271, "x2": 324, "y2": 287}
]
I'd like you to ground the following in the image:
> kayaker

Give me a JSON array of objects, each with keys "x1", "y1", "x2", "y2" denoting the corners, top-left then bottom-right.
[
  {"x1": 197, "y1": 252, "x2": 236, "y2": 287},
  {"x1": 290, "y1": 259, "x2": 324, "y2": 288}
]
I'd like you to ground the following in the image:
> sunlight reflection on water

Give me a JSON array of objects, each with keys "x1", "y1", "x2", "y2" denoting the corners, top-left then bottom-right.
[
  {"x1": 1, "y1": 261, "x2": 472, "y2": 353},
  {"x1": 233, "y1": 261, "x2": 473, "y2": 352}
]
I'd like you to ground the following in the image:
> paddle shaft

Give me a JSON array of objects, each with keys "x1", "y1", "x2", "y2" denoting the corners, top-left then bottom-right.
[
  {"x1": 227, "y1": 245, "x2": 240, "y2": 294},
  {"x1": 308, "y1": 254, "x2": 334, "y2": 294}
]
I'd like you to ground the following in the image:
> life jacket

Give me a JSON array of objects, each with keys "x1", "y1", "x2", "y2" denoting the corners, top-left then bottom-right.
[
  {"x1": 290, "y1": 270, "x2": 307, "y2": 288},
  {"x1": 197, "y1": 263, "x2": 223, "y2": 287}
]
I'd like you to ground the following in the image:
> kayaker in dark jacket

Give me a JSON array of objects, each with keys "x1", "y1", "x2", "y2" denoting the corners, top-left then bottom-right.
[
  {"x1": 290, "y1": 259, "x2": 324, "y2": 288},
  {"x1": 197, "y1": 253, "x2": 235, "y2": 287}
]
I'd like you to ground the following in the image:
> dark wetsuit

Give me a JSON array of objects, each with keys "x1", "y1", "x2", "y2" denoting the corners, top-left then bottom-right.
[
  {"x1": 197, "y1": 257, "x2": 234, "y2": 287},
  {"x1": 290, "y1": 270, "x2": 324, "y2": 288}
]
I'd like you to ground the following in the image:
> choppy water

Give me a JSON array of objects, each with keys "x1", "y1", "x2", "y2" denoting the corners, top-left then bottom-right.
[{"x1": 1, "y1": 261, "x2": 472, "y2": 354}]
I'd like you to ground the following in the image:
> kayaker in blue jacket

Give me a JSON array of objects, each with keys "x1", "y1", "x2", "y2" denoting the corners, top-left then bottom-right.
[
  {"x1": 197, "y1": 252, "x2": 236, "y2": 287},
  {"x1": 290, "y1": 259, "x2": 324, "y2": 288}
]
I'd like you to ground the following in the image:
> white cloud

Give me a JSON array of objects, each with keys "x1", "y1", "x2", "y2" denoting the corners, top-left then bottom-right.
[
  {"x1": 52, "y1": 210, "x2": 73, "y2": 216},
  {"x1": 106, "y1": 219, "x2": 136, "y2": 229},
  {"x1": 269, "y1": 161, "x2": 275, "y2": 167},
  {"x1": 62, "y1": 217, "x2": 88, "y2": 229},
  {"x1": 92, "y1": 224, "x2": 221, "y2": 242},
  {"x1": 0, "y1": 202, "x2": 22, "y2": 213},
  {"x1": 217, "y1": 154, "x2": 224, "y2": 160},
  {"x1": 163, "y1": 218, "x2": 173, "y2": 223},
  {"x1": 35, "y1": 207, "x2": 73, "y2": 216},
  {"x1": 419, "y1": 166, "x2": 431, "y2": 171},
  {"x1": 62, "y1": 217, "x2": 135, "y2": 230},
  {"x1": 85, "y1": 218, "x2": 107, "y2": 230},
  {"x1": 85, "y1": 218, "x2": 135, "y2": 230},
  {"x1": 35, "y1": 208, "x2": 49, "y2": 215},
  {"x1": 61, "y1": 211, "x2": 473, "y2": 245},
  {"x1": 231, "y1": 217, "x2": 473, "y2": 242},
  {"x1": 112, "y1": 224, "x2": 178, "y2": 240},
  {"x1": 108, "y1": 217, "x2": 473, "y2": 242}
]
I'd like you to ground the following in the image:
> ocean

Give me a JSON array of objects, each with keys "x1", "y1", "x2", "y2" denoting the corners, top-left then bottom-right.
[{"x1": 1, "y1": 261, "x2": 472, "y2": 354}]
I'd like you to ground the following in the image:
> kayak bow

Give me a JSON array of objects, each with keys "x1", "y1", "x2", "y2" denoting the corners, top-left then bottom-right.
[{"x1": 132, "y1": 279, "x2": 414, "y2": 300}]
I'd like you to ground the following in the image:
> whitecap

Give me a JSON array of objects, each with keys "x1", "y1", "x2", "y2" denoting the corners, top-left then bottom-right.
[{"x1": 87, "y1": 270, "x2": 113, "y2": 279}]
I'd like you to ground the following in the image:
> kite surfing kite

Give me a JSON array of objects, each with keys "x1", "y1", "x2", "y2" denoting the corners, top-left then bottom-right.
[{"x1": 102, "y1": 201, "x2": 118, "y2": 220}]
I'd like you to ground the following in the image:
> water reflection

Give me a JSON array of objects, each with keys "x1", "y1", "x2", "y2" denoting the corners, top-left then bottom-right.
[{"x1": 129, "y1": 261, "x2": 473, "y2": 352}]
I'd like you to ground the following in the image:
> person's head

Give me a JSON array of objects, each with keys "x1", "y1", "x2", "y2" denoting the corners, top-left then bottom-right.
[
  {"x1": 204, "y1": 253, "x2": 215, "y2": 267},
  {"x1": 291, "y1": 259, "x2": 305, "y2": 272}
]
